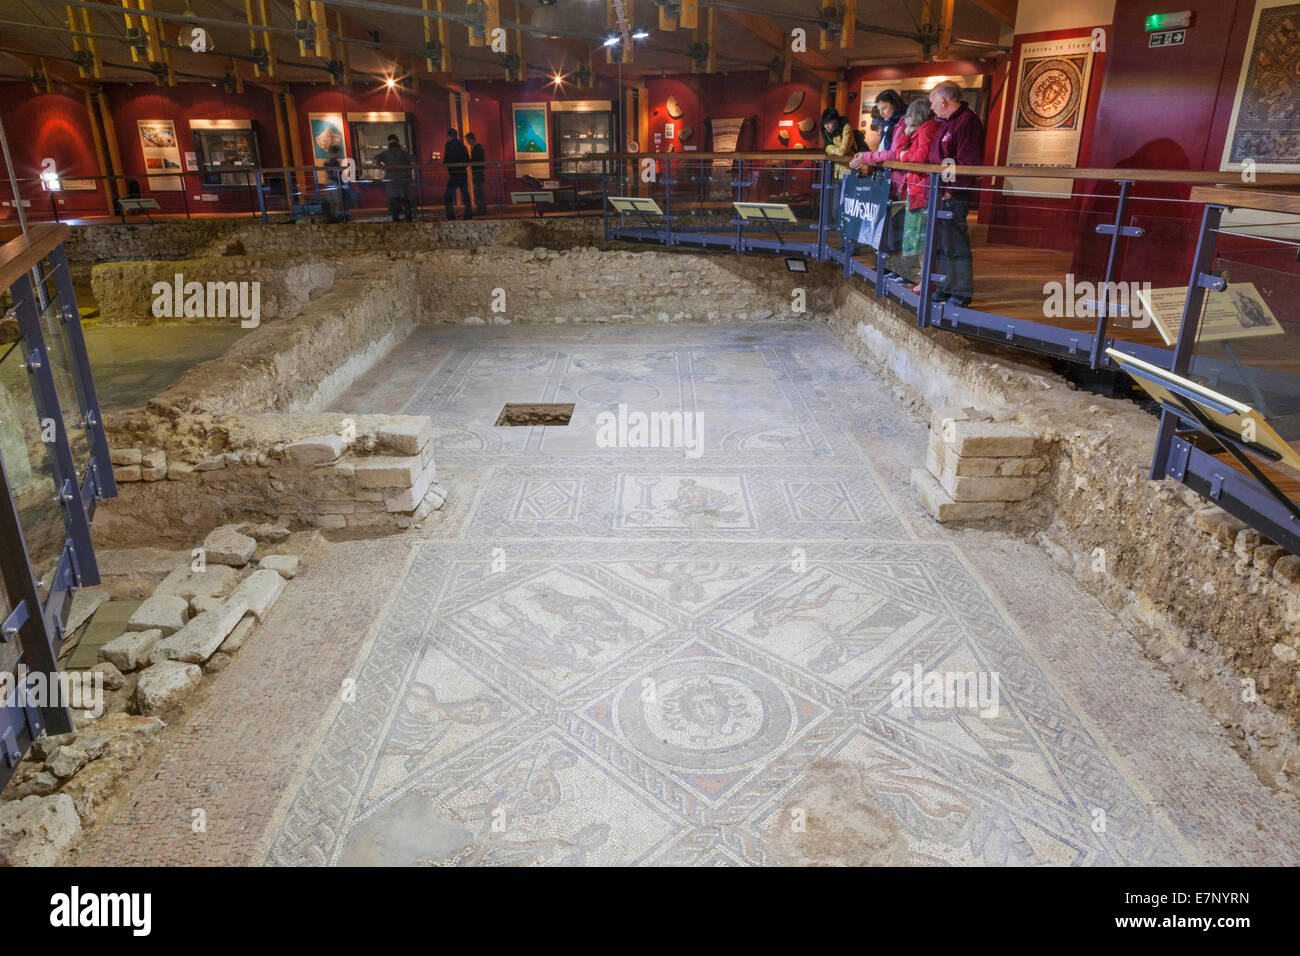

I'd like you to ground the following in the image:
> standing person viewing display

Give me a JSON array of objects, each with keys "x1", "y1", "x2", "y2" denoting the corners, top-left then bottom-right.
[
  {"x1": 465, "y1": 132, "x2": 487, "y2": 217},
  {"x1": 925, "y1": 81, "x2": 984, "y2": 307},
  {"x1": 374, "y1": 133, "x2": 414, "y2": 223},
  {"x1": 442, "y1": 128, "x2": 473, "y2": 221}
]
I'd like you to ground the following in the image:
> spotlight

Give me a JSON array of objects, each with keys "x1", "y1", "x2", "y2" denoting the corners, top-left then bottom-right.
[
  {"x1": 551, "y1": 71, "x2": 566, "y2": 86},
  {"x1": 385, "y1": 76, "x2": 397, "y2": 88},
  {"x1": 784, "y1": 257, "x2": 808, "y2": 273},
  {"x1": 602, "y1": 30, "x2": 620, "y2": 47},
  {"x1": 631, "y1": 25, "x2": 649, "y2": 39}
]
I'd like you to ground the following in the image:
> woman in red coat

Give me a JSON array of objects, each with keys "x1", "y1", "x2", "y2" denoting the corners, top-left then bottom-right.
[{"x1": 850, "y1": 98, "x2": 939, "y2": 282}]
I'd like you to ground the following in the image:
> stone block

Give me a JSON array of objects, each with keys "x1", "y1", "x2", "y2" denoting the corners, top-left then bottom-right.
[
  {"x1": 110, "y1": 448, "x2": 142, "y2": 466},
  {"x1": 127, "y1": 593, "x2": 189, "y2": 635},
  {"x1": 315, "y1": 514, "x2": 347, "y2": 530},
  {"x1": 99, "y1": 629, "x2": 163, "y2": 672},
  {"x1": 355, "y1": 456, "x2": 421, "y2": 489},
  {"x1": 167, "y1": 462, "x2": 197, "y2": 481},
  {"x1": 911, "y1": 468, "x2": 1006, "y2": 522},
  {"x1": 1192, "y1": 507, "x2": 1247, "y2": 548},
  {"x1": 929, "y1": 405, "x2": 971, "y2": 435},
  {"x1": 134, "y1": 660, "x2": 202, "y2": 717},
  {"x1": 384, "y1": 459, "x2": 439, "y2": 513},
  {"x1": 1253, "y1": 545, "x2": 1289, "y2": 574},
  {"x1": 228, "y1": 569, "x2": 285, "y2": 623},
  {"x1": 113, "y1": 465, "x2": 142, "y2": 483},
  {"x1": 258, "y1": 554, "x2": 300, "y2": 579},
  {"x1": 202, "y1": 525, "x2": 257, "y2": 566},
  {"x1": 283, "y1": 434, "x2": 347, "y2": 466},
  {"x1": 938, "y1": 470, "x2": 1036, "y2": 503},
  {"x1": 0, "y1": 794, "x2": 81, "y2": 866},
  {"x1": 149, "y1": 599, "x2": 249, "y2": 664},
  {"x1": 89, "y1": 661, "x2": 125, "y2": 692},
  {"x1": 1273, "y1": 555, "x2": 1300, "y2": 586},
  {"x1": 947, "y1": 421, "x2": 1034, "y2": 459},
  {"x1": 997, "y1": 457, "x2": 1047, "y2": 477},
  {"x1": 219, "y1": 614, "x2": 256, "y2": 654},
  {"x1": 154, "y1": 563, "x2": 239, "y2": 602},
  {"x1": 195, "y1": 456, "x2": 226, "y2": 471},
  {"x1": 375, "y1": 419, "x2": 433, "y2": 457}
]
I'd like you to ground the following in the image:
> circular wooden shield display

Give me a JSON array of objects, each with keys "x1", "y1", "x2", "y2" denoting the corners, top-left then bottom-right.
[
  {"x1": 783, "y1": 91, "x2": 804, "y2": 114},
  {"x1": 666, "y1": 96, "x2": 684, "y2": 119}
]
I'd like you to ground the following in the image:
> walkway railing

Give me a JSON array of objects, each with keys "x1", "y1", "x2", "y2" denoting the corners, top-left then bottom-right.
[
  {"x1": 0, "y1": 224, "x2": 114, "y2": 786},
  {"x1": 598, "y1": 153, "x2": 1300, "y2": 561}
]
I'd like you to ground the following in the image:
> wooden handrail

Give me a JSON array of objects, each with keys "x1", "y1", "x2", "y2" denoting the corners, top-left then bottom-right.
[
  {"x1": 1188, "y1": 185, "x2": 1300, "y2": 215},
  {"x1": 0, "y1": 224, "x2": 69, "y2": 294}
]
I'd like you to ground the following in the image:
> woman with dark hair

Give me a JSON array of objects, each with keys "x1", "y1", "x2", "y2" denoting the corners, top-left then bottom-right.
[
  {"x1": 873, "y1": 89, "x2": 906, "y2": 152},
  {"x1": 821, "y1": 107, "x2": 856, "y2": 179}
]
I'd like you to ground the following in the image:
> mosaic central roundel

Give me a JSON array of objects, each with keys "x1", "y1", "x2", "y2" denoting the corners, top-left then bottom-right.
[
  {"x1": 1018, "y1": 58, "x2": 1084, "y2": 129},
  {"x1": 615, "y1": 658, "x2": 794, "y2": 771}
]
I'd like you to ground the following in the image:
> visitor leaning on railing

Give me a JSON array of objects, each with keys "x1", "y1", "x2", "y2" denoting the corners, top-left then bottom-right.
[
  {"x1": 924, "y1": 80, "x2": 985, "y2": 307},
  {"x1": 850, "y1": 97, "x2": 940, "y2": 285}
]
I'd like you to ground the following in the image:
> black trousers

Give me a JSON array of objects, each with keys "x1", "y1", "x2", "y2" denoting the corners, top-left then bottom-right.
[
  {"x1": 471, "y1": 169, "x2": 486, "y2": 212},
  {"x1": 387, "y1": 195, "x2": 412, "y2": 222},
  {"x1": 934, "y1": 196, "x2": 973, "y2": 300},
  {"x1": 444, "y1": 177, "x2": 471, "y2": 219}
]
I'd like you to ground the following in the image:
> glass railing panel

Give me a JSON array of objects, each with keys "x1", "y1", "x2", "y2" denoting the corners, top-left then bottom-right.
[
  {"x1": 28, "y1": 258, "x2": 92, "y2": 481},
  {"x1": 0, "y1": 334, "x2": 69, "y2": 602},
  {"x1": 1185, "y1": 225, "x2": 1300, "y2": 497}
]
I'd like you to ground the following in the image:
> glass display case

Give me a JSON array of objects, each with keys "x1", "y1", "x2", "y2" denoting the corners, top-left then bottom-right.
[
  {"x1": 551, "y1": 101, "x2": 613, "y2": 175},
  {"x1": 190, "y1": 120, "x2": 261, "y2": 186},
  {"x1": 347, "y1": 112, "x2": 415, "y2": 181}
]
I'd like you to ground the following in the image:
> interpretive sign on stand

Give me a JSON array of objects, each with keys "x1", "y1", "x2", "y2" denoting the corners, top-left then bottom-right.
[{"x1": 839, "y1": 173, "x2": 890, "y2": 250}]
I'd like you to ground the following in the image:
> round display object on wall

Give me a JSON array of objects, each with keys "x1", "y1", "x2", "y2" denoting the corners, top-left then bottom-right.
[
  {"x1": 778, "y1": 128, "x2": 791, "y2": 145},
  {"x1": 678, "y1": 125, "x2": 693, "y2": 143},
  {"x1": 1017, "y1": 57, "x2": 1085, "y2": 129},
  {"x1": 797, "y1": 117, "x2": 815, "y2": 134},
  {"x1": 783, "y1": 91, "x2": 804, "y2": 114},
  {"x1": 666, "y1": 95, "x2": 684, "y2": 119}
]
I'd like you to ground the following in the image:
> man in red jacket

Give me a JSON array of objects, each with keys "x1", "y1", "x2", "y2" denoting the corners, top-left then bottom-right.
[{"x1": 926, "y1": 81, "x2": 984, "y2": 306}]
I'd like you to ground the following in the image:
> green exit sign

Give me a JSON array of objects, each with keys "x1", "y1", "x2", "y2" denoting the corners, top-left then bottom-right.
[{"x1": 1145, "y1": 11, "x2": 1192, "y2": 31}]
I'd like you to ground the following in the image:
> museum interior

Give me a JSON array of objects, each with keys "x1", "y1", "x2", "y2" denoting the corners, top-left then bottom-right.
[{"x1": 0, "y1": 0, "x2": 1295, "y2": 872}]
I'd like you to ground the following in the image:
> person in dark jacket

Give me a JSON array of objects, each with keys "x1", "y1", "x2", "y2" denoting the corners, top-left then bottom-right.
[
  {"x1": 465, "y1": 132, "x2": 487, "y2": 216},
  {"x1": 374, "y1": 134, "x2": 414, "y2": 222},
  {"x1": 925, "y1": 81, "x2": 985, "y2": 306},
  {"x1": 442, "y1": 128, "x2": 472, "y2": 220}
]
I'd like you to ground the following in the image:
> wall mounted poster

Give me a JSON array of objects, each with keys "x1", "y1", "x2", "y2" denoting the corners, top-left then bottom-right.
[
  {"x1": 1221, "y1": 0, "x2": 1300, "y2": 173},
  {"x1": 512, "y1": 102, "x2": 550, "y2": 178},
  {"x1": 308, "y1": 112, "x2": 346, "y2": 183},
  {"x1": 1004, "y1": 36, "x2": 1095, "y2": 196},
  {"x1": 136, "y1": 119, "x2": 183, "y2": 191}
]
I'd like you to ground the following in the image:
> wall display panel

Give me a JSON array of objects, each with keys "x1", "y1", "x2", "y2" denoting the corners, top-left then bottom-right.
[
  {"x1": 190, "y1": 119, "x2": 261, "y2": 186},
  {"x1": 1221, "y1": 0, "x2": 1300, "y2": 173},
  {"x1": 347, "y1": 112, "x2": 414, "y2": 181},
  {"x1": 1004, "y1": 36, "x2": 1096, "y2": 196},
  {"x1": 513, "y1": 102, "x2": 551, "y2": 178},
  {"x1": 551, "y1": 101, "x2": 612, "y2": 175},
  {"x1": 135, "y1": 119, "x2": 184, "y2": 191},
  {"x1": 308, "y1": 112, "x2": 347, "y2": 183}
]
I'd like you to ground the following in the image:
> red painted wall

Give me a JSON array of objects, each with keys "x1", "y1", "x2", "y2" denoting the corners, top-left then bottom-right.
[
  {"x1": 0, "y1": 82, "x2": 106, "y2": 219},
  {"x1": 102, "y1": 81, "x2": 282, "y2": 215}
]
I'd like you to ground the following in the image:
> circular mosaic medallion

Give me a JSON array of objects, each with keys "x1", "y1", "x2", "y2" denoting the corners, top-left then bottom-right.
[
  {"x1": 615, "y1": 657, "x2": 795, "y2": 771},
  {"x1": 1018, "y1": 58, "x2": 1083, "y2": 129}
]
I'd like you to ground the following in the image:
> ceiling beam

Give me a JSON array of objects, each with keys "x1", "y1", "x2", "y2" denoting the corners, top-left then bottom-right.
[
  {"x1": 969, "y1": 0, "x2": 1017, "y2": 27},
  {"x1": 714, "y1": 9, "x2": 837, "y2": 82}
]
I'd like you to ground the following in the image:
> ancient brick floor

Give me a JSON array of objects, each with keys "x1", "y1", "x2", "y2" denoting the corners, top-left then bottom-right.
[{"x1": 76, "y1": 323, "x2": 1300, "y2": 865}]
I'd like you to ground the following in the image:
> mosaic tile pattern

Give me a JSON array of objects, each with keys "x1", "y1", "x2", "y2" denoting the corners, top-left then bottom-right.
[
  {"x1": 81, "y1": 323, "x2": 1300, "y2": 867},
  {"x1": 255, "y1": 323, "x2": 1202, "y2": 867}
]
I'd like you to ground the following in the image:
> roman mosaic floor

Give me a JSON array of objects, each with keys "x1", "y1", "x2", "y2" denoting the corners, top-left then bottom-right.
[{"x1": 77, "y1": 322, "x2": 1300, "y2": 866}]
